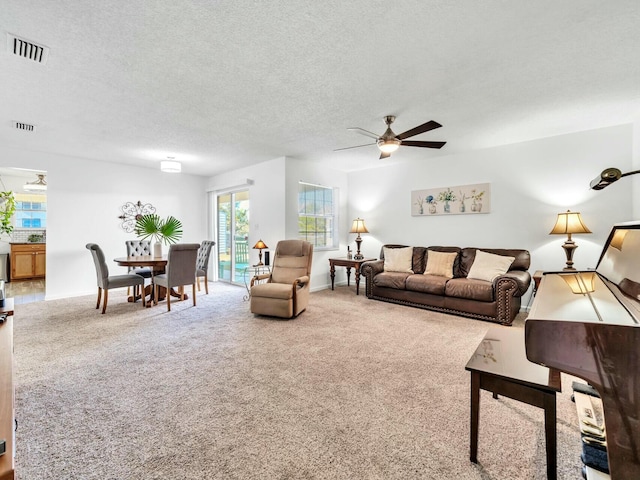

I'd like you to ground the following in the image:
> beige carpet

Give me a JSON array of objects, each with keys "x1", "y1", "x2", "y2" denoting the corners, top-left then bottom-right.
[{"x1": 13, "y1": 283, "x2": 582, "y2": 479}]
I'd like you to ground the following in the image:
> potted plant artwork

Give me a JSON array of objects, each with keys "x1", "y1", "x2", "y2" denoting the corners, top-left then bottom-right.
[
  {"x1": 470, "y1": 189, "x2": 485, "y2": 212},
  {"x1": 437, "y1": 188, "x2": 456, "y2": 213},
  {"x1": 134, "y1": 214, "x2": 183, "y2": 257},
  {"x1": 414, "y1": 195, "x2": 425, "y2": 214},
  {"x1": 459, "y1": 191, "x2": 467, "y2": 213},
  {"x1": 426, "y1": 195, "x2": 437, "y2": 214}
]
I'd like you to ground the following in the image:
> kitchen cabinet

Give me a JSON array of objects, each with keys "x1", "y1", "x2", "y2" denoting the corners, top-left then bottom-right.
[{"x1": 10, "y1": 243, "x2": 46, "y2": 280}]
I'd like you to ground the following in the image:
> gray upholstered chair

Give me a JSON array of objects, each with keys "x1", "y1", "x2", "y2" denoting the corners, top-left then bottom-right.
[
  {"x1": 86, "y1": 243, "x2": 146, "y2": 313},
  {"x1": 153, "y1": 243, "x2": 200, "y2": 311},
  {"x1": 125, "y1": 239, "x2": 153, "y2": 297},
  {"x1": 196, "y1": 240, "x2": 215, "y2": 294},
  {"x1": 250, "y1": 240, "x2": 313, "y2": 319}
]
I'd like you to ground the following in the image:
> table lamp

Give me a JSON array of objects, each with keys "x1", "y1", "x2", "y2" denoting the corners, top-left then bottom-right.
[
  {"x1": 549, "y1": 210, "x2": 591, "y2": 270},
  {"x1": 349, "y1": 218, "x2": 369, "y2": 260},
  {"x1": 253, "y1": 239, "x2": 268, "y2": 266}
]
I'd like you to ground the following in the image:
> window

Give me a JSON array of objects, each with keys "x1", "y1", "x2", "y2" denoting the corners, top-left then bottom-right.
[
  {"x1": 298, "y1": 182, "x2": 337, "y2": 249},
  {"x1": 15, "y1": 193, "x2": 47, "y2": 229}
]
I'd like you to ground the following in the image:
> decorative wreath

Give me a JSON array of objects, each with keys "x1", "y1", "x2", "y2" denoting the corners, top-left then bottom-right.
[{"x1": 118, "y1": 200, "x2": 156, "y2": 233}]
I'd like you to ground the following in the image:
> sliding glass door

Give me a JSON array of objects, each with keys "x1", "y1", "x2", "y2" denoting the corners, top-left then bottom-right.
[{"x1": 217, "y1": 190, "x2": 249, "y2": 285}]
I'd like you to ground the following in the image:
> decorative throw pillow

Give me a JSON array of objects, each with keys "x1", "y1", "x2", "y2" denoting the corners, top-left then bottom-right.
[
  {"x1": 424, "y1": 250, "x2": 457, "y2": 278},
  {"x1": 467, "y1": 250, "x2": 515, "y2": 282},
  {"x1": 383, "y1": 247, "x2": 414, "y2": 273}
]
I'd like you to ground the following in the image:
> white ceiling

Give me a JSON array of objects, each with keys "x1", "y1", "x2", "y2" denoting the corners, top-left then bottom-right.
[{"x1": 1, "y1": 1, "x2": 639, "y2": 177}]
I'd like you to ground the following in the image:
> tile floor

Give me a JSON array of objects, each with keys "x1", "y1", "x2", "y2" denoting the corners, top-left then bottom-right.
[{"x1": 6, "y1": 278, "x2": 46, "y2": 305}]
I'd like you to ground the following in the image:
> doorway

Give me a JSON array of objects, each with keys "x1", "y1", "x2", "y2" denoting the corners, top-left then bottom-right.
[{"x1": 217, "y1": 190, "x2": 249, "y2": 285}]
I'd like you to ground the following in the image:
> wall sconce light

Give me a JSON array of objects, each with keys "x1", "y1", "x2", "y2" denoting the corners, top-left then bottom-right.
[
  {"x1": 349, "y1": 218, "x2": 369, "y2": 260},
  {"x1": 161, "y1": 157, "x2": 181, "y2": 173},
  {"x1": 549, "y1": 210, "x2": 592, "y2": 270},
  {"x1": 590, "y1": 167, "x2": 640, "y2": 190},
  {"x1": 253, "y1": 239, "x2": 268, "y2": 266}
]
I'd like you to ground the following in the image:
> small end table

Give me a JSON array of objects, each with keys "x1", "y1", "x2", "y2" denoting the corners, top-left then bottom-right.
[
  {"x1": 243, "y1": 264, "x2": 271, "y2": 301},
  {"x1": 465, "y1": 327, "x2": 561, "y2": 480},
  {"x1": 328, "y1": 257, "x2": 376, "y2": 295}
]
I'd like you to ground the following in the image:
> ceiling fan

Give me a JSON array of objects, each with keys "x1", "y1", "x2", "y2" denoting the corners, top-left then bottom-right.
[{"x1": 336, "y1": 115, "x2": 446, "y2": 159}]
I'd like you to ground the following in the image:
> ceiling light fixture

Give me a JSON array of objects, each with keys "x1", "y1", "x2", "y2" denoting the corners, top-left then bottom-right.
[
  {"x1": 377, "y1": 138, "x2": 401, "y2": 154},
  {"x1": 160, "y1": 157, "x2": 181, "y2": 173},
  {"x1": 23, "y1": 174, "x2": 47, "y2": 192}
]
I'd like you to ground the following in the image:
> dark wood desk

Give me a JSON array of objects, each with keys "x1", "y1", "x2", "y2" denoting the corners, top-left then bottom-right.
[
  {"x1": 113, "y1": 256, "x2": 186, "y2": 304},
  {"x1": 465, "y1": 327, "x2": 561, "y2": 480},
  {"x1": 328, "y1": 257, "x2": 375, "y2": 295}
]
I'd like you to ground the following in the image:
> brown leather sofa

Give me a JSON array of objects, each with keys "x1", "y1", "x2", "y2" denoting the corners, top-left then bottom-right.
[{"x1": 360, "y1": 245, "x2": 531, "y2": 326}]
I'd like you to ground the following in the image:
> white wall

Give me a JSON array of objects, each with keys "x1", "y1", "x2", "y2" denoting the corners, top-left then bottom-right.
[
  {"x1": 347, "y1": 124, "x2": 634, "y2": 303},
  {"x1": 0, "y1": 146, "x2": 208, "y2": 300},
  {"x1": 207, "y1": 157, "x2": 287, "y2": 270}
]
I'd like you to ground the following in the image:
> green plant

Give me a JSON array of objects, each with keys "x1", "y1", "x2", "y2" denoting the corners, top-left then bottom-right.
[
  {"x1": 0, "y1": 192, "x2": 16, "y2": 239},
  {"x1": 134, "y1": 214, "x2": 183, "y2": 245},
  {"x1": 437, "y1": 188, "x2": 456, "y2": 203}
]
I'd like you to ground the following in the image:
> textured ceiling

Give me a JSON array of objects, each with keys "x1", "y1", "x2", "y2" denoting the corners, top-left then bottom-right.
[{"x1": 1, "y1": 1, "x2": 639, "y2": 176}]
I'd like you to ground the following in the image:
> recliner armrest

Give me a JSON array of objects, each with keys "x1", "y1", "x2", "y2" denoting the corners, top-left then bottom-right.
[
  {"x1": 251, "y1": 273, "x2": 271, "y2": 287},
  {"x1": 294, "y1": 275, "x2": 310, "y2": 286}
]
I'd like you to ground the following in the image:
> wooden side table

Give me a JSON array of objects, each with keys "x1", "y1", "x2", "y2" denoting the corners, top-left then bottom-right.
[
  {"x1": 533, "y1": 270, "x2": 545, "y2": 295},
  {"x1": 328, "y1": 257, "x2": 376, "y2": 295},
  {"x1": 465, "y1": 326, "x2": 561, "y2": 480}
]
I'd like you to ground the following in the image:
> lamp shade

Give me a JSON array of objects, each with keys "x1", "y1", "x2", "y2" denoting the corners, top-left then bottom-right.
[
  {"x1": 253, "y1": 239, "x2": 268, "y2": 250},
  {"x1": 349, "y1": 218, "x2": 369, "y2": 234},
  {"x1": 377, "y1": 138, "x2": 400, "y2": 154},
  {"x1": 549, "y1": 210, "x2": 591, "y2": 235}
]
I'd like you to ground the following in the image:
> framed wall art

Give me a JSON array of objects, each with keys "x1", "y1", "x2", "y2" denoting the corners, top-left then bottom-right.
[{"x1": 411, "y1": 183, "x2": 491, "y2": 216}]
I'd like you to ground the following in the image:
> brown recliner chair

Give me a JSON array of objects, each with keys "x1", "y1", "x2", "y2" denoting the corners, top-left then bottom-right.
[{"x1": 250, "y1": 240, "x2": 313, "y2": 319}]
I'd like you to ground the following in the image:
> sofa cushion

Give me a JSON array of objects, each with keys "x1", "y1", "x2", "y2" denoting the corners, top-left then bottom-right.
[
  {"x1": 445, "y1": 278, "x2": 494, "y2": 302},
  {"x1": 373, "y1": 271, "x2": 410, "y2": 289},
  {"x1": 424, "y1": 250, "x2": 457, "y2": 278},
  {"x1": 406, "y1": 274, "x2": 448, "y2": 295},
  {"x1": 467, "y1": 250, "x2": 515, "y2": 282},
  {"x1": 383, "y1": 246, "x2": 414, "y2": 273}
]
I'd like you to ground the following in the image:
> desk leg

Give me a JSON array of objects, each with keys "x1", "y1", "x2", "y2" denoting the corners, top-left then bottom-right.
[
  {"x1": 470, "y1": 371, "x2": 480, "y2": 463},
  {"x1": 330, "y1": 263, "x2": 336, "y2": 290},
  {"x1": 346, "y1": 266, "x2": 352, "y2": 286},
  {"x1": 544, "y1": 392, "x2": 557, "y2": 480}
]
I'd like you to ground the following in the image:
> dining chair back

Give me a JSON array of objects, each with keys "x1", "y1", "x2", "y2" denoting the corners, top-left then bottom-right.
[
  {"x1": 153, "y1": 243, "x2": 200, "y2": 311},
  {"x1": 86, "y1": 243, "x2": 146, "y2": 313},
  {"x1": 196, "y1": 240, "x2": 215, "y2": 294},
  {"x1": 125, "y1": 239, "x2": 153, "y2": 277}
]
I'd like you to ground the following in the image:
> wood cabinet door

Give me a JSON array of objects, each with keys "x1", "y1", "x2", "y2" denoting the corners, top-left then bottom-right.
[
  {"x1": 34, "y1": 251, "x2": 46, "y2": 277},
  {"x1": 11, "y1": 252, "x2": 34, "y2": 280}
]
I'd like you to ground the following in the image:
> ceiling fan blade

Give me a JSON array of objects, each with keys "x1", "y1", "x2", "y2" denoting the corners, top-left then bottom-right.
[
  {"x1": 401, "y1": 140, "x2": 447, "y2": 149},
  {"x1": 379, "y1": 151, "x2": 391, "y2": 159},
  {"x1": 396, "y1": 120, "x2": 442, "y2": 140},
  {"x1": 347, "y1": 127, "x2": 380, "y2": 140},
  {"x1": 333, "y1": 142, "x2": 376, "y2": 152}
]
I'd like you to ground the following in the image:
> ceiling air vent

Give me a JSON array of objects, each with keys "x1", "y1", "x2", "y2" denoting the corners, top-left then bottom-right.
[
  {"x1": 7, "y1": 33, "x2": 49, "y2": 64},
  {"x1": 13, "y1": 121, "x2": 36, "y2": 132}
]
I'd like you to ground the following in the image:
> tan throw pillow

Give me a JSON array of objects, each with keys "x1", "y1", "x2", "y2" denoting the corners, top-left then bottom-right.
[
  {"x1": 383, "y1": 247, "x2": 414, "y2": 273},
  {"x1": 424, "y1": 250, "x2": 457, "y2": 278},
  {"x1": 467, "y1": 250, "x2": 515, "y2": 282}
]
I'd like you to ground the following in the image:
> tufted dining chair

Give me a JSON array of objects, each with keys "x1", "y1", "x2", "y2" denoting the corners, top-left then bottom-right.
[
  {"x1": 196, "y1": 240, "x2": 215, "y2": 294},
  {"x1": 86, "y1": 243, "x2": 146, "y2": 313},
  {"x1": 153, "y1": 243, "x2": 200, "y2": 311},
  {"x1": 250, "y1": 240, "x2": 313, "y2": 319},
  {"x1": 125, "y1": 239, "x2": 154, "y2": 297}
]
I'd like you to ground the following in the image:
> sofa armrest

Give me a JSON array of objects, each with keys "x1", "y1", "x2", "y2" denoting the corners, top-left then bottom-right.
[
  {"x1": 493, "y1": 270, "x2": 531, "y2": 297},
  {"x1": 361, "y1": 259, "x2": 384, "y2": 278}
]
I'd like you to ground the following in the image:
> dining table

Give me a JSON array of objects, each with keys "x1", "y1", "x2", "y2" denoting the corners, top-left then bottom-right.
[{"x1": 113, "y1": 255, "x2": 187, "y2": 306}]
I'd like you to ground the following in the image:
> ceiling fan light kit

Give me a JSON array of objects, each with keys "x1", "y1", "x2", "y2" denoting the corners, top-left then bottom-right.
[{"x1": 340, "y1": 115, "x2": 446, "y2": 159}]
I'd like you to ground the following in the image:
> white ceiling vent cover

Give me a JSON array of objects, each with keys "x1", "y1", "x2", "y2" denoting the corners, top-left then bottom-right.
[
  {"x1": 7, "y1": 33, "x2": 49, "y2": 64},
  {"x1": 12, "y1": 121, "x2": 36, "y2": 132}
]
